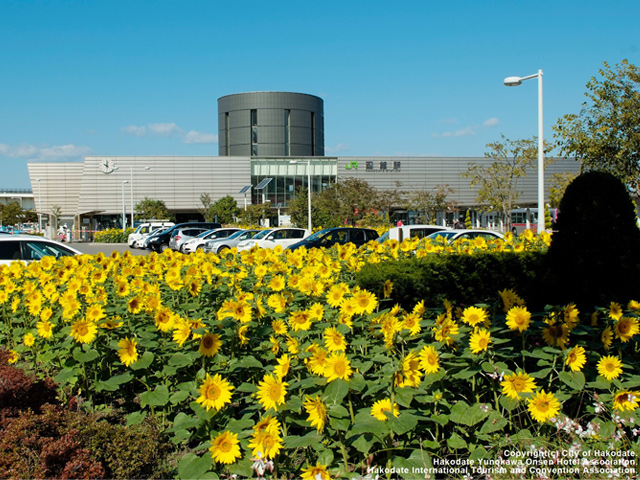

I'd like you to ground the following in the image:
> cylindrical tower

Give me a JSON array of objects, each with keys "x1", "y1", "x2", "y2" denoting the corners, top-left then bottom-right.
[{"x1": 218, "y1": 92, "x2": 324, "y2": 157}]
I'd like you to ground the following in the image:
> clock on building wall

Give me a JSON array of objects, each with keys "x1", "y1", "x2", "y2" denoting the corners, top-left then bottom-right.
[{"x1": 99, "y1": 159, "x2": 116, "y2": 174}]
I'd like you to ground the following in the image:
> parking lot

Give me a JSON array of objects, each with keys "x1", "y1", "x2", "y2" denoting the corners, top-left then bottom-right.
[{"x1": 68, "y1": 243, "x2": 150, "y2": 257}]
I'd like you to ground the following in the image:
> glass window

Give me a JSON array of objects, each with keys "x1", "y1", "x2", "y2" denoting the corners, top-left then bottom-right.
[
  {"x1": 0, "y1": 240, "x2": 22, "y2": 260},
  {"x1": 23, "y1": 241, "x2": 76, "y2": 261}
]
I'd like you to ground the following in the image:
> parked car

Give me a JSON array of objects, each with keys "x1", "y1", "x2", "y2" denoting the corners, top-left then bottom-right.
[
  {"x1": 168, "y1": 227, "x2": 215, "y2": 252},
  {"x1": 138, "y1": 227, "x2": 170, "y2": 249},
  {"x1": 203, "y1": 229, "x2": 260, "y2": 254},
  {"x1": 426, "y1": 229, "x2": 504, "y2": 243},
  {"x1": 181, "y1": 228, "x2": 243, "y2": 254},
  {"x1": 128, "y1": 221, "x2": 174, "y2": 248},
  {"x1": 236, "y1": 228, "x2": 310, "y2": 251},
  {"x1": 0, "y1": 234, "x2": 82, "y2": 265},
  {"x1": 377, "y1": 224, "x2": 450, "y2": 243},
  {"x1": 287, "y1": 227, "x2": 379, "y2": 251},
  {"x1": 146, "y1": 222, "x2": 222, "y2": 252}
]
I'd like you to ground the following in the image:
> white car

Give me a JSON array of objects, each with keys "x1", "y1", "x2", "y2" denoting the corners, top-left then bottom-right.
[
  {"x1": 181, "y1": 228, "x2": 242, "y2": 254},
  {"x1": 128, "y1": 222, "x2": 174, "y2": 248},
  {"x1": 203, "y1": 229, "x2": 259, "y2": 254},
  {"x1": 426, "y1": 229, "x2": 504, "y2": 243},
  {"x1": 0, "y1": 234, "x2": 83, "y2": 265},
  {"x1": 236, "y1": 227, "x2": 310, "y2": 251}
]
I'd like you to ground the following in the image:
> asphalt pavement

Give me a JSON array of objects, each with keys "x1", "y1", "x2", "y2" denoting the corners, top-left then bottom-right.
[{"x1": 68, "y1": 243, "x2": 150, "y2": 256}]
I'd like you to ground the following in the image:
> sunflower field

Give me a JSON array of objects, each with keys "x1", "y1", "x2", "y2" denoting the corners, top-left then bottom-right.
[{"x1": 1, "y1": 232, "x2": 639, "y2": 480}]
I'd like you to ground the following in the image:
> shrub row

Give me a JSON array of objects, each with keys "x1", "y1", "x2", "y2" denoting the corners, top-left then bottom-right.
[
  {"x1": 356, "y1": 251, "x2": 545, "y2": 311},
  {"x1": 0, "y1": 350, "x2": 176, "y2": 479},
  {"x1": 93, "y1": 228, "x2": 134, "y2": 243}
]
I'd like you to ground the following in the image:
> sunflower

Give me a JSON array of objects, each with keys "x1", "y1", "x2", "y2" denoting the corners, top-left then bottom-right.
[
  {"x1": 70, "y1": 319, "x2": 98, "y2": 344},
  {"x1": 323, "y1": 352, "x2": 353, "y2": 383},
  {"x1": 301, "y1": 463, "x2": 332, "y2": 480},
  {"x1": 597, "y1": 355, "x2": 623, "y2": 381},
  {"x1": 565, "y1": 345, "x2": 586, "y2": 372},
  {"x1": 527, "y1": 390, "x2": 561, "y2": 423},
  {"x1": 272, "y1": 319, "x2": 288, "y2": 335},
  {"x1": 172, "y1": 320, "x2": 192, "y2": 347},
  {"x1": 628, "y1": 300, "x2": 640, "y2": 312},
  {"x1": 351, "y1": 289, "x2": 378, "y2": 315},
  {"x1": 601, "y1": 326, "x2": 613, "y2": 350},
  {"x1": 253, "y1": 414, "x2": 280, "y2": 435},
  {"x1": 469, "y1": 328, "x2": 491, "y2": 354},
  {"x1": 238, "y1": 324, "x2": 249, "y2": 345},
  {"x1": 541, "y1": 321, "x2": 569, "y2": 349},
  {"x1": 323, "y1": 327, "x2": 347, "y2": 352},
  {"x1": 370, "y1": 398, "x2": 400, "y2": 421},
  {"x1": 209, "y1": 431, "x2": 241, "y2": 464},
  {"x1": 326, "y1": 283, "x2": 350, "y2": 307},
  {"x1": 273, "y1": 354, "x2": 291, "y2": 379},
  {"x1": 199, "y1": 333, "x2": 222, "y2": 357},
  {"x1": 307, "y1": 345, "x2": 329, "y2": 375},
  {"x1": 609, "y1": 302, "x2": 623, "y2": 320},
  {"x1": 506, "y1": 306, "x2": 531, "y2": 332},
  {"x1": 462, "y1": 306, "x2": 488, "y2": 327},
  {"x1": 257, "y1": 374, "x2": 288, "y2": 411},
  {"x1": 395, "y1": 350, "x2": 422, "y2": 388},
  {"x1": 23, "y1": 332, "x2": 35, "y2": 347},
  {"x1": 36, "y1": 319, "x2": 54, "y2": 339},
  {"x1": 401, "y1": 312, "x2": 422, "y2": 336},
  {"x1": 614, "y1": 317, "x2": 639, "y2": 342},
  {"x1": 247, "y1": 429, "x2": 283, "y2": 460},
  {"x1": 303, "y1": 396, "x2": 327, "y2": 432},
  {"x1": 117, "y1": 337, "x2": 139, "y2": 367},
  {"x1": 383, "y1": 279, "x2": 393, "y2": 299},
  {"x1": 498, "y1": 288, "x2": 524, "y2": 312},
  {"x1": 7, "y1": 350, "x2": 18, "y2": 364},
  {"x1": 501, "y1": 371, "x2": 537, "y2": 400},
  {"x1": 289, "y1": 309, "x2": 312, "y2": 331},
  {"x1": 127, "y1": 296, "x2": 144, "y2": 314},
  {"x1": 196, "y1": 373, "x2": 234, "y2": 411},
  {"x1": 563, "y1": 303, "x2": 580, "y2": 330},
  {"x1": 418, "y1": 345, "x2": 440, "y2": 374},
  {"x1": 612, "y1": 390, "x2": 640, "y2": 411},
  {"x1": 285, "y1": 335, "x2": 299, "y2": 354},
  {"x1": 268, "y1": 275, "x2": 286, "y2": 291},
  {"x1": 432, "y1": 319, "x2": 459, "y2": 346}
]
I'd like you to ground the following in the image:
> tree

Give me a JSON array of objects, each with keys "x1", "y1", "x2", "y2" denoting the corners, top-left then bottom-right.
[
  {"x1": 199, "y1": 193, "x2": 213, "y2": 221},
  {"x1": 135, "y1": 198, "x2": 172, "y2": 221},
  {"x1": 211, "y1": 195, "x2": 239, "y2": 224},
  {"x1": 237, "y1": 203, "x2": 271, "y2": 226},
  {"x1": 0, "y1": 201, "x2": 25, "y2": 226},
  {"x1": 553, "y1": 59, "x2": 640, "y2": 193},
  {"x1": 314, "y1": 178, "x2": 381, "y2": 226},
  {"x1": 547, "y1": 171, "x2": 578, "y2": 208},
  {"x1": 404, "y1": 184, "x2": 456, "y2": 224},
  {"x1": 463, "y1": 135, "x2": 542, "y2": 229}
]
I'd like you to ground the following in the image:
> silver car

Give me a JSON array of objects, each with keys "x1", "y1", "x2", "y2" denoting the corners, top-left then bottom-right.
[
  {"x1": 203, "y1": 229, "x2": 259, "y2": 254},
  {"x1": 168, "y1": 227, "x2": 212, "y2": 252},
  {"x1": 181, "y1": 228, "x2": 242, "y2": 254}
]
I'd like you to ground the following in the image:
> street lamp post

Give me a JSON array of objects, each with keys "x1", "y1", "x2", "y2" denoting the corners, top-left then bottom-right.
[
  {"x1": 130, "y1": 166, "x2": 151, "y2": 228},
  {"x1": 504, "y1": 69, "x2": 545, "y2": 233},
  {"x1": 122, "y1": 180, "x2": 129, "y2": 232},
  {"x1": 290, "y1": 159, "x2": 312, "y2": 232},
  {"x1": 35, "y1": 178, "x2": 42, "y2": 232}
]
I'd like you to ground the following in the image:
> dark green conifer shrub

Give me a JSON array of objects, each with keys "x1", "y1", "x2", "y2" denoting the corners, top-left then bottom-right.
[{"x1": 539, "y1": 170, "x2": 640, "y2": 310}]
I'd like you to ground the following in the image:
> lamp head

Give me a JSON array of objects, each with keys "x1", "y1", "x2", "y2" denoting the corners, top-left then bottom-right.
[{"x1": 504, "y1": 76, "x2": 522, "y2": 86}]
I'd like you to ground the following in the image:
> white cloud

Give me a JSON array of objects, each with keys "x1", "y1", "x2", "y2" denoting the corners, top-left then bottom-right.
[
  {"x1": 183, "y1": 130, "x2": 218, "y2": 144},
  {"x1": 39, "y1": 144, "x2": 93, "y2": 159},
  {"x1": 483, "y1": 117, "x2": 499, "y2": 127},
  {"x1": 0, "y1": 142, "x2": 92, "y2": 160},
  {"x1": 148, "y1": 123, "x2": 182, "y2": 136},
  {"x1": 432, "y1": 127, "x2": 477, "y2": 138},
  {"x1": 121, "y1": 125, "x2": 148, "y2": 136}
]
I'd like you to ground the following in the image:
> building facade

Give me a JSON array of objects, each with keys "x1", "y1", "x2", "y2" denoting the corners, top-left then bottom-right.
[
  {"x1": 22, "y1": 91, "x2": 582, "y2": 232},
  {"x1": 218, "y1": 92, "x2": 324, "y2": 157}
]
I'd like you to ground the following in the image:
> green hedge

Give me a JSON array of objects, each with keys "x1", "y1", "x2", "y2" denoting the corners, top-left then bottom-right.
[
  {"x1": 356, "y1": 251, "x2": 544, "y2": 311},
  {"x1": 94, "y1": 227, "x2": 135, "y2": 243}
]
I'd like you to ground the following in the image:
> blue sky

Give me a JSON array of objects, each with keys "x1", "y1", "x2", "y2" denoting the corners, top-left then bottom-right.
[{"x1": 1, "y1": 0, "x2": 638, "y2": 188}]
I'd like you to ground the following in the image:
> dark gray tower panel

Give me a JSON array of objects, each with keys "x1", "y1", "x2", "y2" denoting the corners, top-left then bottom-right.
[{"x1": 218, "y1": 92, "x2": 324, "y2": 156}]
